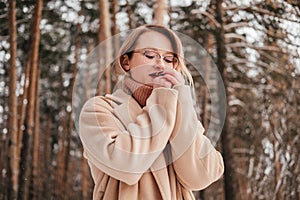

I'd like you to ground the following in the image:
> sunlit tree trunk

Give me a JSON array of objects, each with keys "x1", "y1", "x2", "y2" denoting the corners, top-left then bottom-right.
[
  {"x1": 112, "y1": 0, "x2": 120, "y2": 86},
  {"x1": 98, "y1": 0, "x2": 112, "y2": 95},
  {"x1": 168, "y1": 0, "x2": 173, "y2": 28},
  {"x1": 8, "y1": 0, "x2": 18, "y2": 198},
  {"x1": 112, "y1": 0, "x2": 119, "y2": 53},
  {"x1": 25, "y1": 0, "x2": 42, "y2": 147},
  {"x1": 154, "y1": 0, "x2": 166, "y2": 25},
  {"x1": 202, "y1": 33, "x2": 213, "y2": 132},
  {"x1": 18, "y1": 1, "x2": 43, "y2": 199}
]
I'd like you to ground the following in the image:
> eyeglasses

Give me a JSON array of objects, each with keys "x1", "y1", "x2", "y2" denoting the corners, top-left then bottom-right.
[{"x1": 132, "y1": 49, "x2": 179, "y2": 68}]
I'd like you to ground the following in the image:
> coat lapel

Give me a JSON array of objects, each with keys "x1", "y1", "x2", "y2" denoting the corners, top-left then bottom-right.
[
  {"x1": 106, "y1": 89, "x2": 143, "y2": 128},
  {"x1": 106, "y1": 89, "x2": 173, "y2": 200}
]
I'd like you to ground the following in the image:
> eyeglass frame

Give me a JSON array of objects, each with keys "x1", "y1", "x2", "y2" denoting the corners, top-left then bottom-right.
[{"x1": 131, "y1": 48, "x2": 179, "y2": 69}]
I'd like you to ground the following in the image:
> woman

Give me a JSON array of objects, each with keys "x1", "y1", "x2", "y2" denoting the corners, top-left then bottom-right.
[{"x1": 79, "y1": 24, "x2": 224, "y2": 200}]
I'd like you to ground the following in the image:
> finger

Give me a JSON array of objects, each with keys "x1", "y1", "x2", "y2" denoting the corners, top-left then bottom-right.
[
  {"x1": 153, "y1": 76, "x2": 173, "y2": 88},
  {"x1": 161, "y1": 74, "x2": 177, "y2": 85},
  {"x1": 162, "y1": 73, "x2": 184, "y2": 86},
  {"x1": 161, "y1": 68, "x2": 185, "y2": 85}
]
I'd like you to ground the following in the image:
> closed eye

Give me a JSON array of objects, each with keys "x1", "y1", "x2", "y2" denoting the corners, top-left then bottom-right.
[
  {"x1": 163, "y1": 57, "x2": 174, "y2": 63},
  {"x1": 145, "y1": 54, "x2": 155, "y2": 59}
]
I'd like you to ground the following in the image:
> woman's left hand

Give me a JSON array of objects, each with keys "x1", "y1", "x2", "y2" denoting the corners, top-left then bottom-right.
[{"x1": 152, "y1": 68, "x2": 185, "y2": 89}]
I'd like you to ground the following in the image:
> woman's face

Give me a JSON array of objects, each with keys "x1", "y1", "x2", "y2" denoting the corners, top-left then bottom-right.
[{"x1": 125, "y1": 31, "x2": 178, "y2": 86}]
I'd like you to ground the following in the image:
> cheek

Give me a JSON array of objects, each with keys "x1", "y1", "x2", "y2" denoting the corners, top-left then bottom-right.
[{"x1": 130, "y1": 65, "x2": 152, "y2": 83}]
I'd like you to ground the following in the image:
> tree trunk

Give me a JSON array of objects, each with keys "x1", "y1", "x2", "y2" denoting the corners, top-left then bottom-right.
[
  {"x1": 81, "y1": 40, "x2": 93, "y2": 200},
  {"x1": 0, "y1": 121, "x2": 5, "y2": 195},
  {"x1": 64, "y1": 20, "x2": 81, "y2": 199},
  {"x1": 42, "y1": 113, "x2": 52, "y2": 199},
  {"x1": 168, "y1": 0, "x2": 173, "y2": 28},
  {"x1": 112, "y1": 0, "x2": 119, "y2": 87},
  {"x1": 57, "y1": 110, "x2": 68, "y2": 200},
  {"x1": 18, "y1": 0, "x2": 43, "y2": 199},
  {"x1": 99, "y1": 0, "x2": 112, "y2": 95},
  {"x1": 126, "y1": 0, "x2": 133, "y2": 29},
  {"x1": 17, "y1": 56, "x2": 31, "y2": 178},
  {"x1": 32, "y1": 65, "x2": 40, "y2": 200},
  {"x1": 154, "y1": 0, "x2": 166, "y2": 25},
  {"x1": 202, "y1": 33, "x2": 213, "y2": 132},
  {"x1": 8, "y1": 0, "x2": 18, "y2": 198},
  {"x1": 213, "y1": 0, "x2": 236, "y2": 199},
  {"x1": 26, "y1": 0, "x2": 42, "y2": 138},
  {"x1": 112, "y1": 0, "x2": 119, "y2": 53}
]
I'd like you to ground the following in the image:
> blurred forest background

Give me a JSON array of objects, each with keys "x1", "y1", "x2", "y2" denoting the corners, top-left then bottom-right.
[{"x1": 1, "y1": 0, "x2": 300, "y2": 199}]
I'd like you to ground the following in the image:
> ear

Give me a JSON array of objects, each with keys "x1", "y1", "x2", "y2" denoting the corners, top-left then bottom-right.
[{"x1": 121, "y1": 55, "x2": 130, "y2": 71}]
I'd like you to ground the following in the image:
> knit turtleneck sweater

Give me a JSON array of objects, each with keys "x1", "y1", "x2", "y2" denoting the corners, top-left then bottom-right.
[{"x1": 123, "y1": 75, "x2": 153, "y2": 107}]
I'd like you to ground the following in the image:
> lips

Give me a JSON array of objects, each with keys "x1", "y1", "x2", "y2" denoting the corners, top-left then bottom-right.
[{"x1": 148, "y1": 71, "x2": 165, "y2": 77}]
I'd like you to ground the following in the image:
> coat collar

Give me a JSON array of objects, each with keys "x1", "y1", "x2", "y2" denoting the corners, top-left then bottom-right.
[{"x1": 105, "y1": 89, "x2": 143, "y2": 127}]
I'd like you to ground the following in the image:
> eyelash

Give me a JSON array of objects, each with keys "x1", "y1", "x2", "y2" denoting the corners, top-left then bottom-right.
[{"x1": 144, "y1": 52, "x2": 174, "y2": 63}]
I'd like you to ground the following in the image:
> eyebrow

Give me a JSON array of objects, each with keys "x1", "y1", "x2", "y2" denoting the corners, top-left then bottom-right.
[{"x1": 142, "y1": 47, "x2": 175, "y2": 55}]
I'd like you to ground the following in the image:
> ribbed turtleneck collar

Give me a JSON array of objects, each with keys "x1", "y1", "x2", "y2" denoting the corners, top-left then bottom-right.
[{"x1": 123, "y1": 75, "x2": 153, "y2": 107}]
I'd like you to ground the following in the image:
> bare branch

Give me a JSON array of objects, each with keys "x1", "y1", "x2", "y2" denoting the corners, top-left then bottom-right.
[
  {"x1": 224, "y1": 22, "x2": 249, "y2": 31},
  {"x1": 190, "y1": 9, "x2": 221, "y2": 28},
  {"x1": 0, "y1": 36, "x2": 9, "y2": 41},
  {"x1": 224, "y1": 5, "x2": 300, "y2": 23},
  {"x1": 227, "y1": 57, "x2": 271, "y2": 68},
  {"x1": 227, "y1": 42, "x2": 283, "y2": 52},
  {"x1": 225, "y1": 33, "x2": 247, "y2": 42},
  {"x1": 198, "y1": 10, "x2": 221, "y2": 28},
  {"x1": 260, "y1": 51, "x2": 281, "y2": 63},
  {"x1": 224, "y1": 20, "x2": 300, "y2": 45},
  {"x1": 0, "y1": 13, "x2": 7, "y2": 19},
  {"x1": 248, "y1": 7, "x2": 300, "y2": 23}
]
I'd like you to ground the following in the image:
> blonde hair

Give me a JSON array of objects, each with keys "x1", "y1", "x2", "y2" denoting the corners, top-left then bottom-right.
[{"x1": 117, "y1": 24, "x2": 194, "y2": 86}]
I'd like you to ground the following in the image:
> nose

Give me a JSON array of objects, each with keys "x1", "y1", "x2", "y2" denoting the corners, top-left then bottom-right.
[
  {"x1": 154, "y1": 60, "x2": 165, "y2": 70},
  {"x1": 155, "y1": 56, "x2": 164, "y2": 65}
]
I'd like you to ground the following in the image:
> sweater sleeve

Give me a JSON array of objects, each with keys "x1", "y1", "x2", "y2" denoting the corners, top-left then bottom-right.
[
  {"x1": 169, "y1": 85, "x2": 224, "y2": 190},
  {"x1": 79, "y1": 88, "x2": 178, "y2": 185}
]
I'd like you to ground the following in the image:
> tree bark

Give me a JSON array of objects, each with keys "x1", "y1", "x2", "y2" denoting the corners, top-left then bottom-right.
[
  {"x1": 112, "y1": 0, "x2": 119, "y2": 55},
  {"x1": 112, "y1": 0, "x2": 120, "y2": 86},
  {"x1": 154, "y1": 0, "x2": 166, "y2": 25},
  {"x1": 99, "y1": 0, "x2": 112, "y2": 95},
  {"x1": 202, "y1": 33, "x2": 213, "y2": 132},
  {"x1": 64, "y1": 20, "x2": 81, "y2": 199},
  {"x1": 32, "y1": 65, "x2": 40, "y2": 200},
  {"x1": 126, "y1": 0, "x2": 133, "y2": 29},
  {"x1": 214, "y1": 0, "x2": 237, "y2": 199},
  {"x1": 81, "y1": 40, "x2": 93, "y2": 200},
  {"x1": 42, "y1": 113, "x2": 52, "y2": 198},
  {"x1": 18, "y1": 0, "x2": 43, "y2": 199},
  {"x1": 26, "y1": 0, "x2": 42, "y2": 136},
  {"x1": 17, "y1": 55, "x2": 31, "y2": 177},
  {"x1": 8, "y1": 0, "x2": 18, "y2": 198}
]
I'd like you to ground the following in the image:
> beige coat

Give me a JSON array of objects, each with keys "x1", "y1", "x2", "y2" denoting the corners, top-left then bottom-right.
[{"x1": 79, "y1": 85, "x2": 224, "y2": 200}]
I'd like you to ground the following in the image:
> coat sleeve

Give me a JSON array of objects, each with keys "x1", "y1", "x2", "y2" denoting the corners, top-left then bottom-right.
[
  {"x1": 79, "y1": 88, "x2": 178, "y2": 185},
  {"x1": 169, "y1": 85, "x2": 224, "y2": 190}
]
